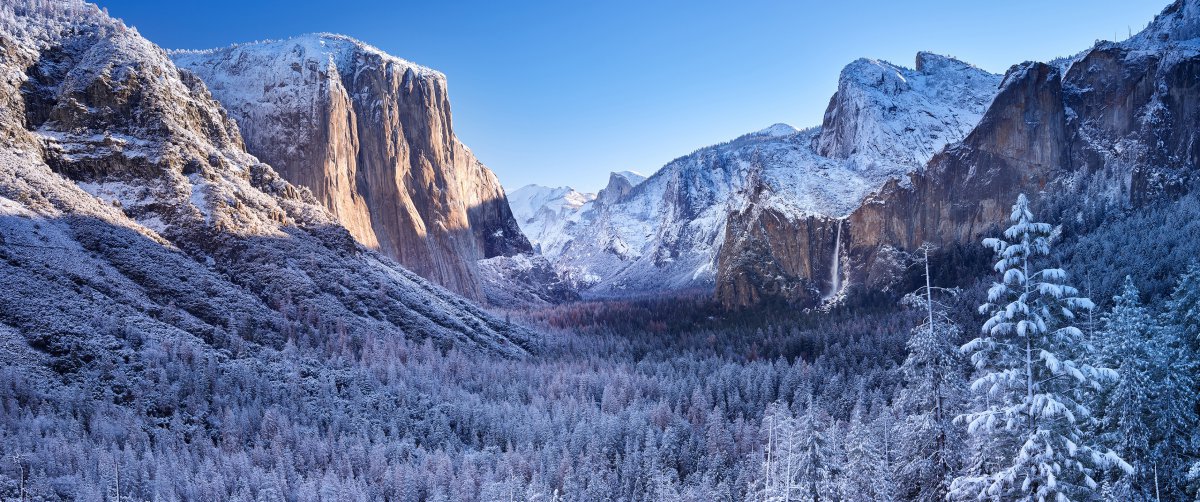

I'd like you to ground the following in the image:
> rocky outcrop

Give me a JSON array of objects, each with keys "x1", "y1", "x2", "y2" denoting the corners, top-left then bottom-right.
[
  {"x1": 172, "y1": 35, "x2": 530, "y2": 300},
  {"x1": 716, "y1": 182, "x2": 842, "y2": 306},
  {"x1": 815, "y1": 52, "x2": 999, "y2": 168},
  {"x1": 595, "y1": 171, "x2": 646, "y2": 205}
]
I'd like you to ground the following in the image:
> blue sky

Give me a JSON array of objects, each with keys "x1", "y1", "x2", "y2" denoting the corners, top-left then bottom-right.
[{"x1": 98, "y1": 0, "x2": 1166, "y2": 192}]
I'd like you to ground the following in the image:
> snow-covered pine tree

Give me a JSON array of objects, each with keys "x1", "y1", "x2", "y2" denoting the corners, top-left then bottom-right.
[
  {"x1": 1166, "y1": 263, "x2": 1200, "y2": 349},
  {"x1": 895, "y1": 244, "x2": 966, "y2": 500},
  {"x1": 1160, "y1": 264, "x2": 1200, "y2": 497},
  {"x1": 758, "y1": 394, "x2": 833, "y2": 502},
  {"x1": 1190, "y1": 462, "x2": 1200, "y2": 502},
  {"x1": 841, "y1": 400, "x2": 895, "y2": 502},
  {"x1": 950, "y1": 193, "x2": 1129, "y2": 501},
  {"x1": 1166, "y1": 263, "x2": 1200, "y2": 403},
  {"x1": 759, "y1": 401, "x2": 794, "y2": 502},
  {"x1": 1096, "y1": 277, "x2": 1156, "y2": 500}
]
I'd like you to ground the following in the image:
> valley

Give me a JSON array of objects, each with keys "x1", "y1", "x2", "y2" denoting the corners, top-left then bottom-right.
[{"x1": 1, "y1": 0, "x2": 1199, "y2": 500}]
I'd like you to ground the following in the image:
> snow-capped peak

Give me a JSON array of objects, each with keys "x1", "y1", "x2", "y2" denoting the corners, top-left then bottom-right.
[
  {"x1": 816, "y1": 51, "x2": 1001, "y2": 167},
  {"x1": 756, "y1": 123, "x2": 800, "y2": 137},
  {"x1": 596, "y1": 170, "x2": 647, "y2": 205},
  {"x1": 610, "y1": 170, "x2": 647, "y2": 186},
  {"x1": 914, "y1": 51, "x2": 985, "y2": 75}
]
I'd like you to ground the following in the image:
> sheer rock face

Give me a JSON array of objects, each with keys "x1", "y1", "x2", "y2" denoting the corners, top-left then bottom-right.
[
  {"x1": 0, "y1": 1, "x2": 533, "y2": 356},
  {"x1": 173, "y1": 36, "x2": 530, "y2": 300},
  {"x1": 715, "y1": 183, "x2": 839, "y2": 307}
]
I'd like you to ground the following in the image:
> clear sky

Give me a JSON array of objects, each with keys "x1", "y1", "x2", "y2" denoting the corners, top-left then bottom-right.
[{"x1": 96, "y1": 0, "x2": 1166, "y2": 192}]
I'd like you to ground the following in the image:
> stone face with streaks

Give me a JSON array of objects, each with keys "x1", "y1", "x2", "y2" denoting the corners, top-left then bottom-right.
[{"x1": 174, "y1": 35, "x2": 530, "y2": 300}]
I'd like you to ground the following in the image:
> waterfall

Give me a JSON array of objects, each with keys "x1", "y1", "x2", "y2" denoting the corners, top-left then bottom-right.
[{"x1": 824, "y1": 219, "x2": 843, "y2": 301}]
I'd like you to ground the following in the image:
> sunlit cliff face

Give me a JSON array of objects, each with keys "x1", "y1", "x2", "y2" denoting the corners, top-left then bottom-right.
[{"x1": 173, "y1": 34, "x2": 531, "y2": 300}]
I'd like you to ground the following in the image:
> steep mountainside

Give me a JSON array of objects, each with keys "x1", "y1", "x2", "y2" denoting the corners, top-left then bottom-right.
[
  {"x1": 527, "y1": 55, "x2": 999, "y2": 298},
  {"x1": 172, "y1": 35, "x2": 530, "y2": 300},
  {"x1": 719, "y1": 0, "x2": 1200, "y2": 306},
  {"x1": 0, "y1": 0, "x2": 532, "y2": 361}
]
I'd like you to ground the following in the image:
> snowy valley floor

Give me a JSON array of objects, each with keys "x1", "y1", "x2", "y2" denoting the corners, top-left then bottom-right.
[{"x1": 4, "y1": 196, "x2": 1200, "y2": 501}]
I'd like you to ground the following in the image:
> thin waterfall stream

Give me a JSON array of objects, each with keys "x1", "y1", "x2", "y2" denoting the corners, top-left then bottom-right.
[{"x1": 824, "y1": 219, "x2": 843, "y2": 301}]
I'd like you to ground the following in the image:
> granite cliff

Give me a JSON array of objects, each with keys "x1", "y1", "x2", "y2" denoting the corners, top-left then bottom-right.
[{"x1": 173, "y1": 36, "x2": 530, "y2": 300}]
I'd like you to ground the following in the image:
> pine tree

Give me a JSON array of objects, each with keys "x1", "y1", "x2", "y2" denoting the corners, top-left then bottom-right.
[
  {"x1": 1096, "y1": 276, "x2": 1196, "y2": 500},
  {"x1": 759, "y1": 395, "x2": 832, "y2": 502},
  {"x1": 895, "y1": 244, "x2": 966, "y2": 501},
  {"x1": 1166, "y1": 263, "x2": 1200, "y2": 352},
  {"x1": 1157, "y1": 264, "x2": 1200, "y2": 498},
  {"x1": 1189, "y1": 462, "x2": 1200, "y2": 501},
  {"x1": 841, "y1": 401, "x2": 895, "y2": 502},
  {"x1": 759, "y1": 401, "x2": 800, "y2": 502},
  {"x1": 951, "y1": 194, "x2": 1129, "y2": 501},
  {"x1": 1165, "y1": 263, "x2": 1200, "y2": 414},
  {"x1": 1096, "y1": 277, "x2": 1152, "y2": 499}
]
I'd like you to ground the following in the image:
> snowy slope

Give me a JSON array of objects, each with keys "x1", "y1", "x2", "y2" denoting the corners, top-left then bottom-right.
[
  {"x1": 527, "y1": 53, "x2": 1000, "y2": 297},
  {"x1": 0, "y1": 0, "x2": 534, "y2": 356}
]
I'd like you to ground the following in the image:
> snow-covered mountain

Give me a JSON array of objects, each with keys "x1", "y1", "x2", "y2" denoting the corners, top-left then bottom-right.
[
  {"x1": 722, "y1": 0, "x2": 1200, "y2": 306},
  {"x1": 508, "y1": 170, "x2": 648, "y2": 256},
  {"x1": 514, "y1": 0, "x2": 1200, "y2": 308},
  {"x1": 0, "y1": 0, "x2": 533, "y2": 354},
  {"x1": 171, "y1": 34, "x2": 530, "y2": 301},
  {"x1": 508, "y1": 184, "x2": 596, "y2": 255},
  {"x1": 595, "y1": 170, "x2": 648, "y2": 204},
  {"x1": 523, "y1": 53, "x2": 1000, "y2": 298}
]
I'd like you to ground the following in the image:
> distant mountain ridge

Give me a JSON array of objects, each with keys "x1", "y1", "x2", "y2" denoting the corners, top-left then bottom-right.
[
  {"x1": 509, "y1": 0, "x2": 1200, "y2": 307},
  {"x1": 512, "y1": 52, "x2": 1001, "y2": 300}
]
